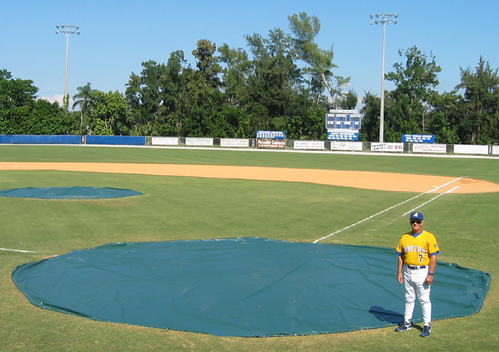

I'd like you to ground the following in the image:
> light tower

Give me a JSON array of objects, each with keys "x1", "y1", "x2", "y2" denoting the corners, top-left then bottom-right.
[
  {"x1": 55, "y1": 24, "x2": 80, "y2": 110},
  {"x1": 370, "y1": 13, "x2": 397, "y2": 143}
]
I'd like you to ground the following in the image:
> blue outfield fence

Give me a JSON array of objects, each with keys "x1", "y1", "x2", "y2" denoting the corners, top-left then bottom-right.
[
  {"x1": 0, "y1": 135, "x2": 81, "y2": 144},
  {"x1": 85, "y1": 135, "x2": 146, "y2": 146}
]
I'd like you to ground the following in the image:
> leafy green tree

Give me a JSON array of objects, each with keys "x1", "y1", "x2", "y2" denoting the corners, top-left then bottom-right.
[
  {"x1": 125, "y1": 60, "x2": 169, "y2": 128},
  {"x1": 288, "y1": 12, "x2": 350, "y2": 108},
  {"x1": 338, "y1": 90, "x2": 358, "y2": 110},
  {"x1": 359, "y1": 92, "x2": 380, "y2": 141},
  {"x1": 385, "y1": 46, "x2": 442, "y2": 141},
  {"x1": 87, "y1": 90, "x2": 132, "y2": 136},
  {"x1": 28, "y1": 99, "x2": 76, "y2": 134},
  {"x1": 245, "y1": 28, "x2": 301, "y2": 131},
  {"x1": 218, "y1": 44, "x2": 251, "y2": 109},
  {"x1": 456, "y1": 57, "x2": 499, "y2": 144},
  {"x1": 0, "y1": 70, "x2": 38, "y2": 134},
  {"x1": 429, "y1": 91, "x2": 461, "y2": 144},
  {"x1": 72, "y1": 83, "x2": 95, "y2": 134}
]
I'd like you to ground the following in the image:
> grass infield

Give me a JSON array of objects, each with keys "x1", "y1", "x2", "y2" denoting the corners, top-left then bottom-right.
[{"x1": 0, "y1": 145, "x2": 498, "y2": 351}]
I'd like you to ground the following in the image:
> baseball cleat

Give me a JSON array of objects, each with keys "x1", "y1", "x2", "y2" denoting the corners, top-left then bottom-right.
[
  {"x1": 420, "y1": 324, "x2": 431, "y2": 337},
  {"x1": 395, "y1": 321, "x2": 412, "y2": 332}
]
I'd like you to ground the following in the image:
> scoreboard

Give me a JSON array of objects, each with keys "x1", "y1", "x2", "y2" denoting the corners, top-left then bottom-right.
[{"x1": 325, "y1": 109, "x2": 362, "y2": 141}]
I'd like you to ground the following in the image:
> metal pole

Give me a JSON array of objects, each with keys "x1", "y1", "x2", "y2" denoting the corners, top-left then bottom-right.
[
  {"x1": 370, "y1": 13, "x2": 397, "y2": 143},
  {"x1": 65, "y1": 32, "x2": 69, "y2": 102},
  {"x1": 380, "y1": 22, "x2": 386, "y2": 143},
  {"x1": 56, "y1": 25, "x2": 80, "y2": 110}
]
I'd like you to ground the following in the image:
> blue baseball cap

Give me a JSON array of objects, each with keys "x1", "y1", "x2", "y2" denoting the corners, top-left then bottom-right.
[{"x1": 409, "y1": 212, "x2": 424, "y2": 221}]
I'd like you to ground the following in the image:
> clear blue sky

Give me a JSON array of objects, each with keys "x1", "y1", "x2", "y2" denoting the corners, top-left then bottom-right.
[{"x1": 3, "y1": 0, "x2": 498, "y2": 105}]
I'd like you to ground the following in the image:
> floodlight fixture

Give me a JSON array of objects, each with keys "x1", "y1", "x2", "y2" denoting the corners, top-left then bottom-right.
[
  {"x1": 369, "y1": 13, "x2": 398, "y2": 143},
  {"x1": 55, "y1": 25, "x2": 80, "y2": 110}
]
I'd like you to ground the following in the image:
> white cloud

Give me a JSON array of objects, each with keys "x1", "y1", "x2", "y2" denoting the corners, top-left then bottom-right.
[{"x1": 38, "y1": 95, "x2": 75, "y2": 109}]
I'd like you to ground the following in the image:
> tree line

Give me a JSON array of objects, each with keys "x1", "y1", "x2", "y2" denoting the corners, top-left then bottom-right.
[{"x1": 1, "y1": 13, "x2": 499, "y2": 144}]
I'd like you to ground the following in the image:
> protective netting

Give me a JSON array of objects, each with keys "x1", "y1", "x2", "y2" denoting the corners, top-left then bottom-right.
[
  {"x1": 12, "y1": 237, "x2": 490, "y2": 337},
  {"x1": 0, "y1": 187, "x2": 144, "y2": 199}
]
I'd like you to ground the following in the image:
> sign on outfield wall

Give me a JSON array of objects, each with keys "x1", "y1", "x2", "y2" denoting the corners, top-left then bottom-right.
[
  {"x1": 220, "y1": 139, "x2": 250, "y2": 148},
  {"x1": 412, "y1": 144, "x2": 446, "y2": 154},
  {"x1": 492, "y1": 145, "x2": 499, "y2": 155},
  {"x1": 453, "y1": 144, "x2": 489, "y2": 155},
  {"x1": 330, "y1": 141, "x2": 363, "y2": 151},
  {"x1": 402, "y1": 134, "x2": 435, "y2": 143},
  {"x1": 257, "y1": 139, "x2": 286, "y2": 149},
  {"x1": 256, "y1": 131, "x2": 286, "y2": 139},
  {"x1": 151, "y1": 137, "x2": 179, "y2": 146},
  {"x1": 293, "y1": 140, "x2": 324, "y2": 150},
  {"x1": 327, "y1": 131, "x2": 359, "y2": 141},
  {"x1": 185, "y1": 138, "x2": 214, "y2": 146},
  {"x1": 371, "y1": 142, "x2": 403, "y2": 152}
]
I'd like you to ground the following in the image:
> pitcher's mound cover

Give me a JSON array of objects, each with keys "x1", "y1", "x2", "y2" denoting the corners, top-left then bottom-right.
[
  {"x1": 12, "y1": 237, "x2": 490, "y2": 337},
  {"x1": 0, "y1": 187, "x2": 143, "y2": 199}
]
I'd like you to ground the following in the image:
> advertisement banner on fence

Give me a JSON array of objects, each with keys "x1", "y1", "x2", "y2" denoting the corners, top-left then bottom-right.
[
  {"x1": 152, "y1": 137, "x2": 179, "y2": 146},
  {"x1": 412, "y1": 144, "x2": 446, "y2": 153},
  {"x1": 371, "y1": 142, "x2": 403, "y2": 152},
  {"x1": 220, "y1": 139, "x2": 250, "y2": 148},
  {"x1": 453, "y1": 144, "x2": 489, "y2": 155},
  {"x1": 185, "y1": 138, "x2": 214, "y2": 146},
  {"x1": 257, "y1": 139, "x2": 286, "y2": 149},
  {"x1": 492, "y1": 146, "x2": 499, "y2": 155},
  {"x1": 330, "y1": 141, "x2": 363, "y2": 151},
  {"x1": 293, "y1": 140, "x2": 324, "y2": 150},
  {"x1": 256, "y1": 131, "x2": 286, "y2": 139}
]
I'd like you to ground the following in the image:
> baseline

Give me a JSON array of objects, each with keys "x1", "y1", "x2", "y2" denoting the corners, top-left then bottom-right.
[{"x1": 313, "y1": 177, "x2": 462, "y2": 243}]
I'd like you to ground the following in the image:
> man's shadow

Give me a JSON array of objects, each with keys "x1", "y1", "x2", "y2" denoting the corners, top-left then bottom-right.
[{"x1": 369, "y1": 306, "x2": 424, "y2": 331}]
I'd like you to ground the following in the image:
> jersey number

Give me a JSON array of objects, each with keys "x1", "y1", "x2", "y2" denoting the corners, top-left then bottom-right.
[{"x1": 418, "y1": 254, "x2": 424, "y2": 263}]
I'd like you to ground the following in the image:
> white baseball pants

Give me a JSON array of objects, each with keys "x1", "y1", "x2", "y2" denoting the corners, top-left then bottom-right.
[{"x1": 403, "y1": 265, "x2": 432, "y2": 325}]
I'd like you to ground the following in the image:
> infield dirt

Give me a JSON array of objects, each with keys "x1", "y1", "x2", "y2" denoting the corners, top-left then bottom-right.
[{"x1": 1, "y1": 162, "x2": 498, "y2": 194}]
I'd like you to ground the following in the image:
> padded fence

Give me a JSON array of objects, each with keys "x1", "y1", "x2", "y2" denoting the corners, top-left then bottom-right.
[{"x1": 0, "y1": 135, "x2": 81, "y2": 144}]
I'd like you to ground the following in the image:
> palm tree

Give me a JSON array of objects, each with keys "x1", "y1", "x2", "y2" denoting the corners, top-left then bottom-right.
[{"x1": 72, "y1": 83, "x2": 94, "y2": 135}]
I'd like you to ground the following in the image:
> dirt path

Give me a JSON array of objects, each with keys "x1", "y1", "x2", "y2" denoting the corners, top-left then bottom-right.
[{"x1": 1, "y1": 162, "x2": 498, "y2": 194}]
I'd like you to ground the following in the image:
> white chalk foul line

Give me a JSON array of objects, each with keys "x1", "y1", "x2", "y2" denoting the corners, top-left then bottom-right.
[
  {"x1": 0, "y1": 247, "x2": 38, "y2": 253},
  {"x1": 313, "y1": 177, "x2": 463, "y2": 244},
  {"x1": 402, "y1": 186, "x2": 460, "y2": 216}
]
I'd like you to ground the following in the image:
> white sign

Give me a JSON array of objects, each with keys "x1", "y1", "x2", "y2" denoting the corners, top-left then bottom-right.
[
  {"x1": 412, "y1": 144, "x2": 447, "y2": 154},
  {"x1": 371, "y1": 142, "x2": 404, "y2": 152},
  {"x1": 293, "y1": 140, "x2": 325, "y2": 150},
  {"x1": 220, "y1": 139, "x2": 250, "y2": 148},
  {"x1": 151, "y1": 137, "x2": 179, "y2": 146},
  {"x1": 330, "y1": 142, "x2": 363, "y2": 151},
  {"x1": 185, "y1": 138, "x2": 214, "y2": 146},
  {"x1": 492, "y1": 145, "x2": 499, "y2": 155},
  {"x1": 453, "y1": 144, "x2": 489, "y2": 155}
]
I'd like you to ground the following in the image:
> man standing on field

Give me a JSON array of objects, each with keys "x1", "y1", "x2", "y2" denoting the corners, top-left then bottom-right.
[{"x1": 395, "y1": 211, "x2": 440, "y2": 337}]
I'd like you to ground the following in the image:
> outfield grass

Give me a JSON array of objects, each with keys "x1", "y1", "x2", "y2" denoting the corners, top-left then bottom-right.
[{"x1": 0, "y1": 145, "x2": 498, "y2": 351}]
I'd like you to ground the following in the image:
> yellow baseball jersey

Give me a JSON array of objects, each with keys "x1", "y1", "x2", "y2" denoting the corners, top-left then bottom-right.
[{"x1": 396, "y1": 230, "x2": 440, "y2": 266}]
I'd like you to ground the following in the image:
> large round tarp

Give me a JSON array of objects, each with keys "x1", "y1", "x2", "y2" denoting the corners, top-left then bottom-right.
[
  {"x1": 11, "y1": 237, "x2": 490, "y2": 337},
  {"x1": 0, "y1": 187, "x2": 144, "y2": 199}
]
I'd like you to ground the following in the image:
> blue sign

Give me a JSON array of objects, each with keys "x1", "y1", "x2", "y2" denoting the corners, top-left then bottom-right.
[
  {"x1": 327, "y1": 132, "x2": 359, "y2": 141},
  {"x1": 256, "y1": 131, "x2": 286, "y2": 139},
  {"x1": 402, "y1": 134, "x2": 435, "y2": 143}
]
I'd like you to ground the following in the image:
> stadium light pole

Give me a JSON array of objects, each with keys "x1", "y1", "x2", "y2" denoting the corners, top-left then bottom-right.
[
  {"x1": 370, "y1": 13, "x2": 397, "y2": 143},
  {"x1": 55, "y1": 24, "x2": 80, "y2": 110}
]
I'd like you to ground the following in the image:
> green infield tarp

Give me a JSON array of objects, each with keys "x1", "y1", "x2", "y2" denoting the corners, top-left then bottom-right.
[
  {"x1": 0, "y1": 187, "x2": 144, "y2": 199},
  {"x1": 12, "y1": 237, "x2": 491, "y2": 337}
]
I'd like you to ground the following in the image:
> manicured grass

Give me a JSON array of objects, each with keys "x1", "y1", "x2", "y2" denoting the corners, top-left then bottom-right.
[{"x1": 1, "y1": 145, "x2": 498, "y2": 351}]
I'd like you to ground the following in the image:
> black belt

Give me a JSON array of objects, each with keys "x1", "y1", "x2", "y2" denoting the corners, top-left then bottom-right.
[{"x1": 407, "y1": 265, "x2": 427, "y2": 269}]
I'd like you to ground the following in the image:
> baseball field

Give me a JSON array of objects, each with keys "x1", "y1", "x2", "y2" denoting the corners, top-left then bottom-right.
[{"x1": 0, "y1": 145, "x2": 498, "y2": 351}]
